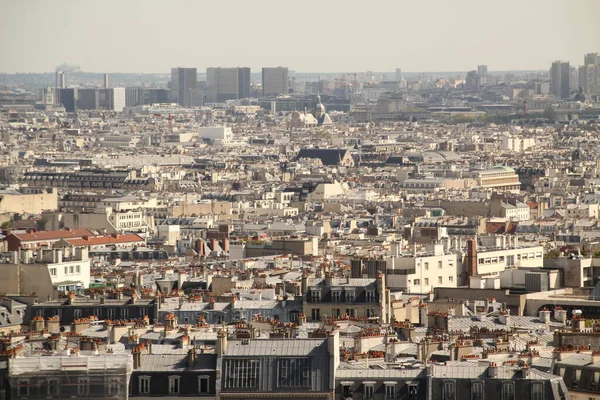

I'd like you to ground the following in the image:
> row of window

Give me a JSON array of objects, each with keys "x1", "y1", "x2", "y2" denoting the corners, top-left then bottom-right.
[
  {"x1": 16, "y1": 377, "x2": 121, "y2": 397},
  {"x1": 413, "y1": 276, "x2": 454, "y2": 286},
  {"x1": 310, "y1": 289, "x2": 376, "y2": 303},
  {"x1": 49, "y1": 265, "x2": 81, "y2": 277},
  {"x1": 138, "y1": 375, "x2": 210, "y2": 394},
  {"x1": 441, "y1": 380, "x2": 544, "y2": 400},
  {"x1": 223, "y1": 358, "x2": 312, "y2": 390},
  {"x1": 423, "y1": 260, "x2": 454, "y2": 270},
  {"x1": 38, "y1": 307, "x2": 149, "y2": 319}
]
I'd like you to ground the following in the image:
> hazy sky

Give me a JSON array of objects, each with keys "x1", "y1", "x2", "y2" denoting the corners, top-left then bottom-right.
[{"x1": 1, "y1": 0, "x2": 599, "y2": 74}]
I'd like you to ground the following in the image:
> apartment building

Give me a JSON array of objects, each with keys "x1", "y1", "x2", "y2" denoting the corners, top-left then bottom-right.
[{"x1": 302, "y1": 275, "x2": 388, "y2": 322}]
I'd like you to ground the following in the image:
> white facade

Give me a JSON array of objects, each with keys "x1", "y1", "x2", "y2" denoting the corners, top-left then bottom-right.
[{"x1": 198, "y1": 126, "x2": 233, "y2": 142}]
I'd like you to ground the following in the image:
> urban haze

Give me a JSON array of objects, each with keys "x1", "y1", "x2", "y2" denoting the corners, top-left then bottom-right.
[{"x1": 1, "y1": 1, "x2": 600, "y2": 400}]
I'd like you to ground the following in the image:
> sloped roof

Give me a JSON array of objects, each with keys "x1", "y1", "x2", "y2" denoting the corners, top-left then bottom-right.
[
  {"x1": 67, "y1": 234, "x2": 145, "y2": 246},
  {"x1": 295, "y1": 148, "x2": 349, "y2": 165},
  {"x1": 11, "y1": 229, "x2": 95, "y2": 242}
]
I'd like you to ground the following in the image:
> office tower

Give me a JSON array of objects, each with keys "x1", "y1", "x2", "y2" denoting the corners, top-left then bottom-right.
[
  {"x1": 550, "y1": 61, "x2": 570, "y2": 99},
  {"x1": 206, "y1": 67, "x2": 251, "y2": 102},
  {"x1": 395, "y1": 68, "x2": 402, "y2": 82},
  {"x1": 58, "y1": 88, "x2": 77, "y2": 112},
  {"x1": 262, "y1": 67, "x2": 289, "y2": 97},
  {"x1": 465, "y1": 71, "x2": 481, "y2": 90},
  {"x1": 59, "y1": 72, "x2": 66, "y2": 89},
  {"x1": 579, "y1": 53, "x2": 600, "y2": 97},
  {"x1": 170, "y1": 67, "x2": 198, "y2": 107},
  {"x1": 126, "y1": 88, "x2": 170, "y2": 107},
  {"x1": 77, "y1": 89, "x2": 100, "y2": 110},
  {"x1": 477, "y1": 65, "x2": 488, "y2": 76},
  {"x1": 103, "y1": 74, "x2": 109, "y2": 89}
]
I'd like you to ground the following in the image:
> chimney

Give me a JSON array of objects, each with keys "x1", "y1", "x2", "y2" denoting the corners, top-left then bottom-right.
[
  {"x1": 221, "y1": 238, "x2": 229, "y2": 253},
  {"x1": 539, "y1": 309, "x2": 551, "y2": 324},
  {"x1": 187, "y1": 347, "x2": 197, "y2": 368},
  {"x1": 133, "y1": 348, "x2": 141, "y2": 369},
  {"x1": 488, "y1": 363, "x2": 498, "y2": 378},
  {"x1": 216, "y1": 330, "x2": 228, "y2": 357},
  {"x1": 466, "y1": 239, "x2": 478, "y2": 283},
  {"x1": 593, "y1": 351, "x2": 600, "y2": 365},
  {"x1": 554, "y1": 308, "x2": 567, "y2": 325}
]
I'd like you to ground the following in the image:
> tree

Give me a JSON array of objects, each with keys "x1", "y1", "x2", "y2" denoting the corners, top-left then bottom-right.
[
  {"x1": 543, "y1": 107, "x2": 557, "y2": 122},
  {"x1": 0, "y1": 220, "x2": 13, "y2": 229}
]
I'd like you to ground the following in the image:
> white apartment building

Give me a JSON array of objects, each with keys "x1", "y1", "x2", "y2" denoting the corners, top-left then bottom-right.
[
  {"x1": 18, "y1": 247, "x2": 91, "y2": 291},
  {"x1": 500, "y1": 134, "x2": 536, "y2": 152},
  {"x1": 475, "y1": 235, "x2": 544, "y2": 276},
  {"x1": 385, "y1": 244, "x2": 463, "y2": 292}
]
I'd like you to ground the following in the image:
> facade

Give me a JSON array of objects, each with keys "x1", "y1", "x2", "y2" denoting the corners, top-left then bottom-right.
[
  {"x1": 171, "y1": 67, "x2": 198, "y2": 107},
  {"x1": 474, "y1": 166, "x2": 521, "y2": 193},
  {"x1": 262, "y1": 67, "x2": 289, "y2": 97},
  {"x1": 551, "y1": 61, "x2": 571, "y2": 99},
  {"x1": 303, "y1": 275, "x2": 389, "y2": 322},
  {"x1": 206, "y1": 67, "x2": 251, "y2": 102},
  {"x1": 0, "y1": 187, "x2": 58, "y2": 214},
  {"x1": 219, "y1": 333, "x2": 338, "y2": 400},
  {"x1": 8, "y1": 355, "x2": 133, "y2": 400}
]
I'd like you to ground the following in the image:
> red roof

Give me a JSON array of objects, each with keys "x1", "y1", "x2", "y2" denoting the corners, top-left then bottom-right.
[
  {"x1": 11, "y1": 229, "x2": 95, "y2": 242},
  {"x1": 67, "y1": 234, "x2": 145, "y2": 246}
]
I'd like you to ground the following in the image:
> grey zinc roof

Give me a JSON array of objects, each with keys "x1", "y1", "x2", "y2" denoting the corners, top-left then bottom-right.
[
  {"x1": 336, "y1": 368, "x2": 425, "y2": 379},
  {"x1": 139, "y1": 353, "x2": 216, "y2": 372},
  {"x1": 225, "y1": 338, "x2": 327, "y2": 357}
]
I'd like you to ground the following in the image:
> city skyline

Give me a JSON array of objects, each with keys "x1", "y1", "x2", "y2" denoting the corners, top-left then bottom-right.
[{"x1": 1, "y1": 0, "x2": 599, "y2": 74}]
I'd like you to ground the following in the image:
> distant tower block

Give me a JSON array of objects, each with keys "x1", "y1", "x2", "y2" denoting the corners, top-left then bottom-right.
[
  {"x1": 60, "y1": 72, "x2": 66, "y2": 89},
  {"x1": 103, "y1": 73, "x2": 109, "y2": 89},
  {"x1": 395, "y1": 68, "x2": 402, "y2": 82}
]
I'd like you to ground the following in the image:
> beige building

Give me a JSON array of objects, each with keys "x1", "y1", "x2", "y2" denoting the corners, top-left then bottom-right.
[
  {"x1": 0, "y1": 188, "x2": 58, "y2": 214},
  {"x1": 474, "y1": 166, "x2": 521, "y2": 193}
]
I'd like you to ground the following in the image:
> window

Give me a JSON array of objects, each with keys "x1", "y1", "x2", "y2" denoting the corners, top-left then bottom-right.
[
  {"x1": 278, "y1": 358, "x2": 311, "y2": 388},
  {"x1": 472, "y1": 381, "x2": 484, "y2": 400},
  {"x1": 77, "y1": 378, "x2": 90, "y2": 397},
  {"x1": 409, "y1": 383, "x2": 419, "y2": 399},
  {"x1": 346, "y1": 309, "x2": 356, "y2": 318},
  {"x1": 64, "y1": 266, "x2": 69, "y2": 275},
  {"x1": 444, "y1": 380, "x2": 456, "y2": 400},
  {"x1": 345, "y1": 290, "x2": 355, "y2": 302},
  {"x1": 366, "y1": 309, "x2": 375, "y2": 318},
  {"x1": 438, "y1": 276, "x2": 443, "y2": 284},
  {"x1": 139, "y1": 376, "x2": 151, "y2": 394},
  {"x1": 414, "y1": 279, "x2": 420, "y2": 286},
  {"x1": 385, "y1": 384, "x2": 396, "y2": 400},
  {"x1": 107, "y1": 308, "x2": 115, "y2": 319},
  {"x1": 366, "y1": 290, "x2": 376, "y2": 303},
  {"x1": 139, "y1": 308, "x2": 148, "y2": 317},
  {"x1": 332, "y1": 308, "x2": 341, "y2": 318},
  {"x1": 311, "y1": 308, "x2": 320, "y2": 321},
  {"x1": 74, "y1": 309, "x2": 82, "y2": 319},
  {"x1": 438, "y1": 261, "x2": 443, "y2": 269},
  {"x1": 50, "y1": 268, "x2": 57, "y2": 277},
  {"x1": 198, "y1": 376, "x2": 210, "y2": 393},
  {"x1": 425, "y1": 278, "x2": 430, "y2": 286},
  {"x1": 502, "y1": 382, "x2": 515, "y2": 400},
  {"x1": 48, "y1": 378, "x2": 60, "y2": 396},
  {"x1": 310, "y1": 289, "x2": 321, "y2": 302},
  {"x1": 224, "y1": 359, "x2": 260, "y2": 389},
  {"x1": 331, "y1": 291, "x2": 341, "y2": 302},
  {"x1": 107, "y1": 377, "x2": 120, "y2": 396},
  {"x1": 168, "y1": 376, "x2": 181, "y2": 394},
  {"x1": 424, "y1": 262, "x2": 429, "y2": 270},
  {"x1": 365, "y1": 384, "x2": 375, "y2": 398},
  {"x1": 121, "y1": 308, "x2": 128, "y2": 319},
  {"x1": 18, "y1": 379, "x2": 29, "y2": 396},
  {"x1": 449, "y1": 276, "x2": 454, "y2": 283},
  {"x1": 532, "y1": 382, "x2": 544, "y2": 400},
  {"x1": 76, "y1": 265, "x2": 80, "y2": 273},
  {"x1": 69, "y1": 266, "x2": 74, "y2": 274}
]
